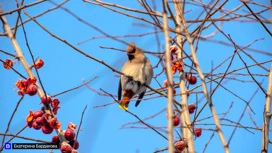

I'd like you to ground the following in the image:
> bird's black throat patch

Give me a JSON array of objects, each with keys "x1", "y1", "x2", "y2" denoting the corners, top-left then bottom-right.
[{"x1": 128, "y1": 54, "x2": 134, "y2": 61}]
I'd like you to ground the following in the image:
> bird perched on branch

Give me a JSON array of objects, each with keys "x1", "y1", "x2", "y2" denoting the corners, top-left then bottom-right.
[{"x1": 118, "y1": 42, "x2": 153, "y2": 110}]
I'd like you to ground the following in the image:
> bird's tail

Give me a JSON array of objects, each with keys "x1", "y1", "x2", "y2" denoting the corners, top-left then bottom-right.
[{"x1": 119, "y1": 90, "x2": 135, "y2": 110}]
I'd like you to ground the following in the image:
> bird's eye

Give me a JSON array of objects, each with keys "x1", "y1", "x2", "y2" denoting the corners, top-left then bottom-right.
[{"x1": 131, "y1": 48, "x2": 136, "y2": 53}]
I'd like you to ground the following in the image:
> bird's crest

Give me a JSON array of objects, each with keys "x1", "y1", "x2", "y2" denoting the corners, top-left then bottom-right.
[{"x1": 126, "y1": 42, "x2": 136, "y2": 54}]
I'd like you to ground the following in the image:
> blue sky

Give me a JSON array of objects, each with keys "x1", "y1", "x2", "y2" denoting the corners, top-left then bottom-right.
[{"x1": 0, "y1": 0, "x2": 271, "y2": 153}]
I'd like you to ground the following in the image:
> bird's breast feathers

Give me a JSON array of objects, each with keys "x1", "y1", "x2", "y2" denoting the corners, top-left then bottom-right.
[
  {"x1": 122, "y1": 59, "x2": 153, "y2": 84},
  {"x1": 121, "y1": 58, "x2": 153, "y2": 94}
]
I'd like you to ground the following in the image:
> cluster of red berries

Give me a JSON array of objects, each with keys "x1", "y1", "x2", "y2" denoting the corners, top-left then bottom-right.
[
  {"x1": 25, "y1": 95, "x2": 61, "y2": 133},
  {"x1": 15, "y1": 77, "x2": 37, "y2": 96},
  {"x1": 174, "y1": 138, "x2": 188, "y2": 152},
  {"x1": 173, "y1": 128, "x2": 202, "y2": 152},
  {"x1": 41, "y1": 95, "x2": 60, "y2": 115},
  {"x1": 166, "y1": 45, "x2": 184, "y2": 74},
  {"x1": 26, "y1": 109, "x2": 61, "y2": 134},
  {"x1": 12, "y1": 58, "x2": 44, "y2": 96},
  {"x1": 166, "y1": 104, "x2": 202, "y2": 152},
  {"x1": 4, "y1": 58, "x2": 80, "y2": 152},
  {"x1": 166, "y1": 104, "x2": 196, "y2": 127},
  {"x1": 53, "y1": 123, "x2": 79, "y2": 153},
  {"x1": 187, "y1": 104, "x2": 202, "y2": 139},
  {"x1": 162, "y1": 45, "x2": 200, "y2": 151}
]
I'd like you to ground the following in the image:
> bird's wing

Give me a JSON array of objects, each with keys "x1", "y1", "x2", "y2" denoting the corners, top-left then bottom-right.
[
  {"x1": 135, "y1": 89, "x2": 146, "y2": 107},
  {"x1": 118, "y1": 78, "x2": 122, "y2": 102}
]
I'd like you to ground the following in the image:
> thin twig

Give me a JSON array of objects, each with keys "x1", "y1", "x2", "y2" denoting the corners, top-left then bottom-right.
[
  {"x1": 121, "y1": 108, "x2": 166, "y2": 128},
  {"x1": 75, "y1": 105, "x2": 87, "y2": 141},
  {"x1": 0, "y1": 49, "x2": 16, "y2": 57},
  {"x1": 52, "y1": 76, "x2": 98, "y2": 97},
  {"x1": 0, "y1": 59, "x2": 27, "y2": 79},
  {"x1": 0, "y1": 126, "x2": 27, "y2": 151},
  {"x1": 203, "y1": 101, "x2": 234, "y2": 153},
  {"x1": 14, "y1": 0, "x2": 25, "y2": 36},
  {"x1": 0, "y1": 133, "x2": 50, "y2": 143},
  {"x1": 0, "y1": 0, "x2": 46, "y2": 16},
  {"x1": 1, "y1": 96, "x2": 24, "y2": 148},
  {"x1": 241, "y1": 1, "x2": 272, "y2": 36},
  {"x1": 100, "y1": 89, "x2": 168, "y2": 140},
  {"x1": 11, "y1": 0, "x2": 68, "y2": 30},
  {"x1": 228, "y1": 80, "x2": 263, "y2": 145}
]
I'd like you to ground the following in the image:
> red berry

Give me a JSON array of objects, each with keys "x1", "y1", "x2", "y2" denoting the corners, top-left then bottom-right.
[
  {"x1": 173, "y1": 88, "x2": 176, "y2": 95},
  {"x1": 26, "y1": 77, "x2": 36, "y2": 85},
  {"x1": 170, "y1": 45, "x2": 178, "y2": 53},
  {"x1": 174, "y1": 140, "x2": 187, "y2": 151},
  {"x1": 166, "y1": 88, "x2": 176, "y2": 95},
  {"x1": 51, "y1": 99, "x2": 60, "y2": 108},
  {"x1": 173, "y1": 116, "x2": 180, "y2": 126},
  {"x1": 163, "y1": 80, "x2": 175, "y2": 87},
  {"x1": 163, "y1": 80, "x2": 168, "y2": 87},
  {"x1": 27, "y1": 120, "x2": 33, "y2": 128},
  {"x1": 41, "y1": 95, "x2": 52, "y2": 105},
  {"x1": 187, "y1": 75, "x2": 197, "y2": 85},
  {"x1": 65, "y1": 129, "x2": 75, "y2": 141},
  {"x1": 32, "y1": 121, "x2": 42, "y2": 130},
  {"x1": 26, "y1": 84, "x2": 37, "y2": 96},
  {"x1": 42, "y1": 124, "x2": 53, "y2": 134},
  {"x1": 52, "y1": 135, "x2": 60, "y2": 144},
  {"x1": 33, "y1": 110, "x2": 44, "y2": 119},
  {"x1": 69, "y1": 140, "x2": 79, "y2": 149},
  {"x1": 3, "y1": 59, "x2": 13, "y2": 69},
  {"x1": 35, "y1": 117, "x2": 44, "y2": 126},
  {"x1": 188, "y1": 104, "x2": 196, "y2": 114},
  {"x1": 49, "y1": 117, "x2": 61, "y2": 129},
  {"x1": 41, "y1": 106, "x2": 45, "y2": 112},
  {"x1": 60, "y1": 144, "x2": 72, "y2": 153},
  {"x1": 34, "y1": 58, "x2": 44, "y2": 69},
  {"x1": 194, "y1": 128, "x2": 202, "y2": 137},
  {"x1": 68, "y1": 122, "x2": 77, "y2": 131}
]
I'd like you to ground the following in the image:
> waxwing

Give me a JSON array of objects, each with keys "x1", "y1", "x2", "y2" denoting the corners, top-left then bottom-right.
[{"x1": 118, "y1": 42, "x2": 153, "y2": 110}]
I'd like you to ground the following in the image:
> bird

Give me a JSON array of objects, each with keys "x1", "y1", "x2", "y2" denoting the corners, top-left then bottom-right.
[{"x1": 118, "y1": 42, "x2": 153, "y2": 110}]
